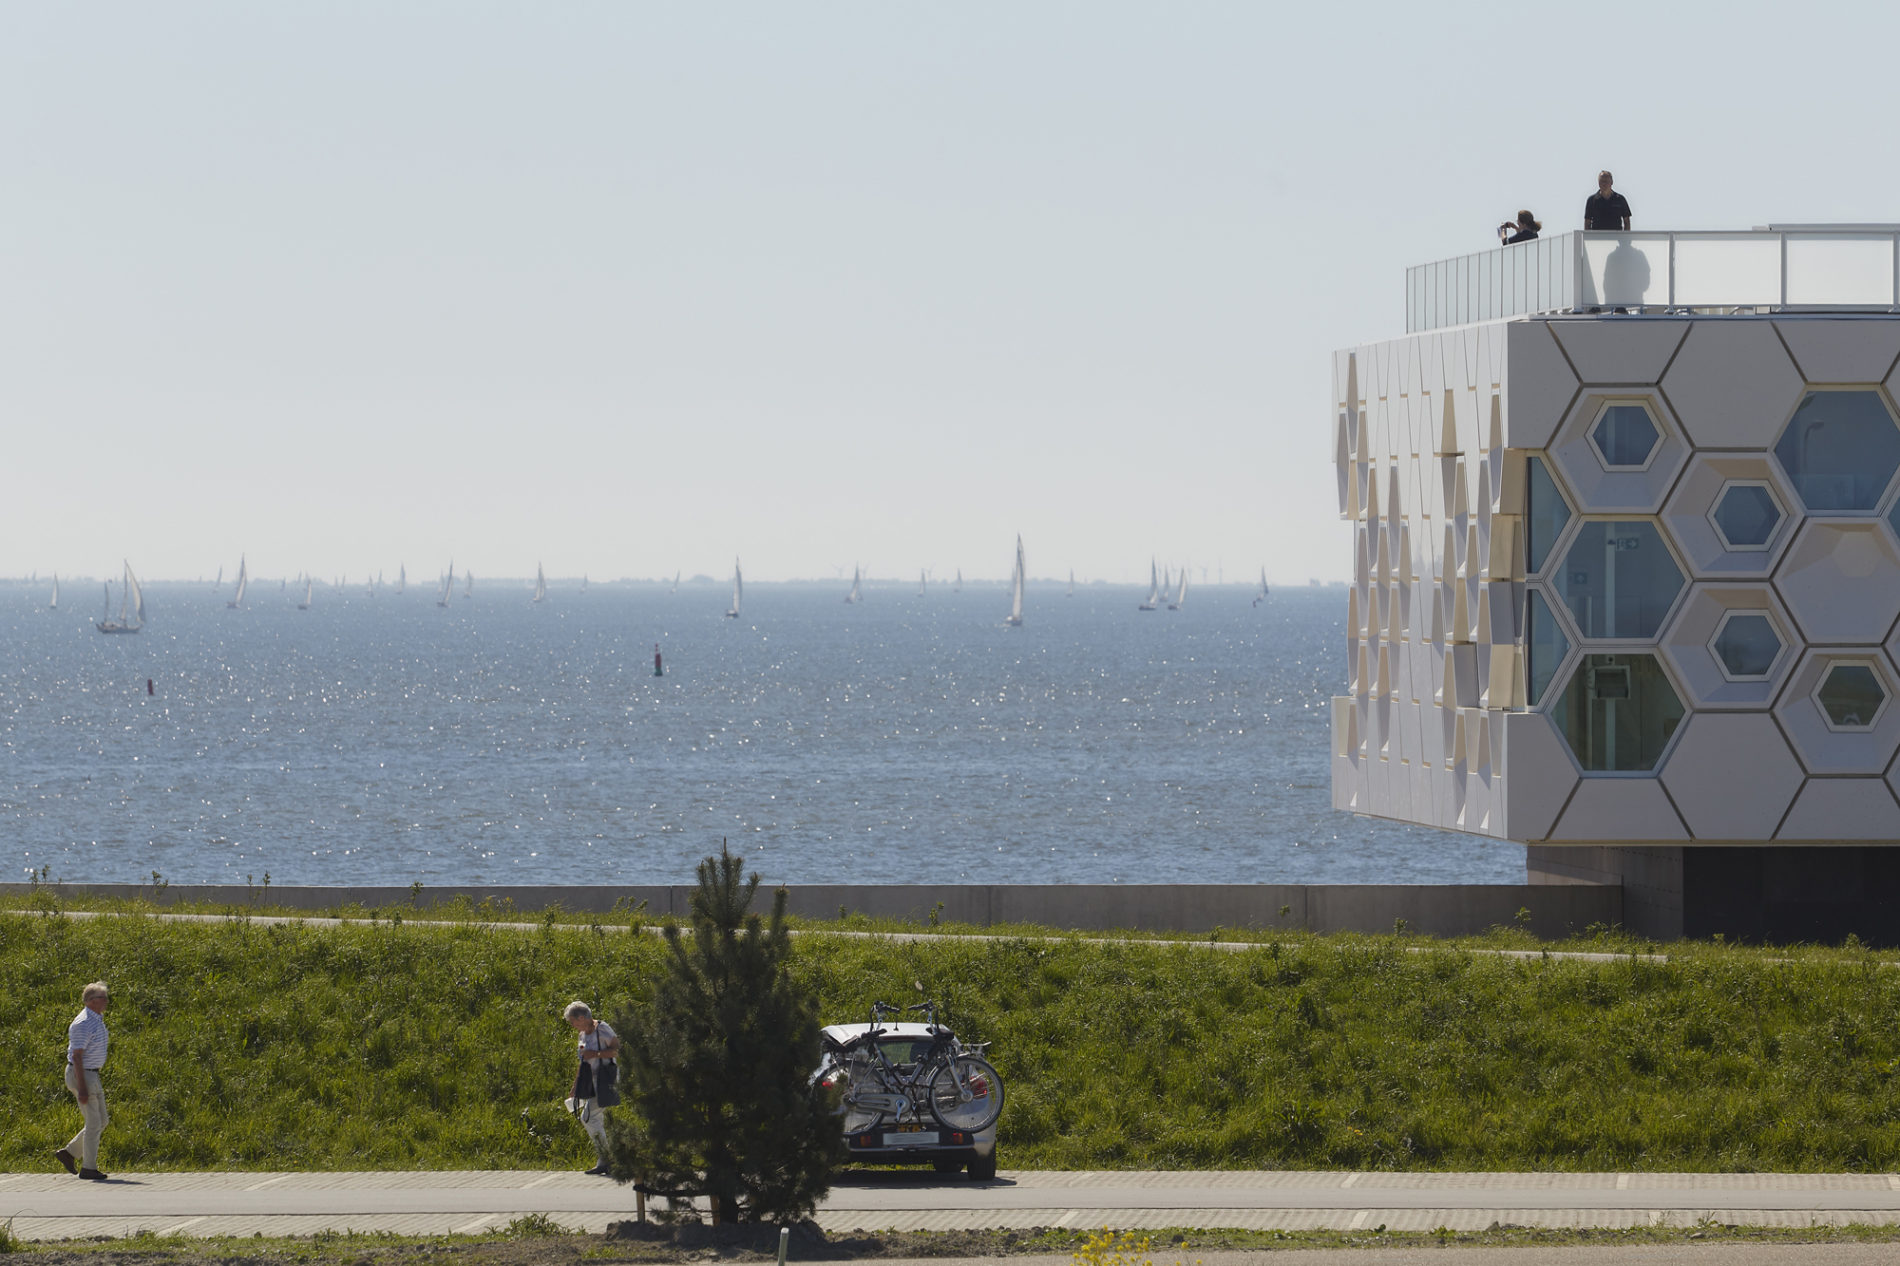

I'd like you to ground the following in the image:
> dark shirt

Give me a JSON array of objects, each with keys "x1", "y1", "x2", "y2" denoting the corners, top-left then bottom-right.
[
  {"x1": 1504, "y1": 228, "x2": 1539, "y2": 244},
  {"x1": 1584, "y1": 191, "x2": 1631, "y2": 230}
]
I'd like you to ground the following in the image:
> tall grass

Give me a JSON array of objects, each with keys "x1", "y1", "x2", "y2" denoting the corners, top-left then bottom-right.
[{"x1": 4, "y1": 910, "x2": 1900, "y2": 1171}]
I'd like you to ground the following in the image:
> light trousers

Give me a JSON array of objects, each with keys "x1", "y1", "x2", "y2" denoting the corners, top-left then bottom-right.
[
  {"x1": 63, "y1": 1067, "x2": 108, "y2": 1170},
  {"x1": 577, "y1": 1097, "x2": 609, "y2": 1160}
]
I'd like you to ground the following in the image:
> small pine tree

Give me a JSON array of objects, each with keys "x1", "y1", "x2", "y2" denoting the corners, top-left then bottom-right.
[{"x1": 605, "y1": 847, "x2": 842, "y2": 1223}]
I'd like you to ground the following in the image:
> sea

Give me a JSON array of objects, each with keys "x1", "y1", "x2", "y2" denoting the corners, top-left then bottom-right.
[{"x1": 1, "y1": 578, "x2": 1522, "y2": 888}]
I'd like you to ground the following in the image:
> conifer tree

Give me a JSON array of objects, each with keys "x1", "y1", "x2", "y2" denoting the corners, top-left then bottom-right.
[{"x1": 606, "y1": 847, "x2": 841, "y2": 1223}]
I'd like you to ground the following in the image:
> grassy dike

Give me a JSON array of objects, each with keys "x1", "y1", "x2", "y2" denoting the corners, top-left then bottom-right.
[{"x1": 6, "y1": 903, "x2": 1900, "y2": 1173}]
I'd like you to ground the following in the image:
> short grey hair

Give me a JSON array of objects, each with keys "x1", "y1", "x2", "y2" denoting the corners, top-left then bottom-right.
[
  {"x1": 82, "y1": 982, "x2": 110, "y2": 1004},
  {"x1": 563, "y1": 1001, "x2": 591, "y2": 1021}
]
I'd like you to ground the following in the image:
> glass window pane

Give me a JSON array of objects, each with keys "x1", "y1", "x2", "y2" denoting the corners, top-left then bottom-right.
[
  {"x1": 1774, "y1": 390, "x2": 1900, "y2": 513},
  {"x1": 1712, "y1": 614, "x2": 1781, "y2": 679},
  {"x1": 1712, "y1": 484, "x2": 1783, "y2": 550},
  {"x1": 1553, "y1": 521, "x2": 1686, "y2": 640},
  {"x1": 1526, "y1": 457, "x2": 1572, "y2": 575},
  {"x1": 1551, "y1": 653, "x2": 1685, "y2": 771},
  {"x1": 1526, "y1": 589, "x2": 1570, "y2": 707},
  {"x1": 1591, "y1": 404, "x2": 1661, "y2": 469},
  {"x1": 1819, "y1": 664, "x2": 1886, "y2": 730}
]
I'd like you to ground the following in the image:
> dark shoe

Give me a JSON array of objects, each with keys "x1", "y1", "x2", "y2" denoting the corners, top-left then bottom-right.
[
  {"x1": 584, "y1": 1164, "x2": 610, "y2": 1176},
  {"x1": 79, "y1": 1168, "x2": 107, "y2": 1181},
  {"x1": 54, "y1": 1148, "x2": 77, "y2": 1175}
]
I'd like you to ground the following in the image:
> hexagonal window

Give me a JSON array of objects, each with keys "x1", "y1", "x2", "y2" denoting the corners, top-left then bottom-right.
[
  {"x1": 1709, "y1": 482, "x2": 1783, "y2": 551},
  {"x1": 1816, "y1": 662, "x2": 1887, "y2": 731},
  {"x1": 1773, "y1": 389, "x2": 1900, "y2": 514},
  {"x1": 1526, "y1": 456, "x2": 1572, "y2": 576},
  {"x1": 1525, "y1": 589, "x2": 1571, "y2": 708},
  {"x1": 1710, "y1": 612, "x2": 1783, "y2": 680},
  {"x1": 1589, "y1": 402, "x2": 1662, "y2": 471},
  {"x1": 1552, "y1": 521, "x2": 1686, "y2": 640},
  {"x1": 1551, "y1": 652, "x2": 1685, "y2": 771}
]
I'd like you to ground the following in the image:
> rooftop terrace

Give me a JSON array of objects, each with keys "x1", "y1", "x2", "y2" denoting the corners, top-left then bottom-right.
[{"x1": 1406, "y1": 226, "x2": 1900, "y2": 333}]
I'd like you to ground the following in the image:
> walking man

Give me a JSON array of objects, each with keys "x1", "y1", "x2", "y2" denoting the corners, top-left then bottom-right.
[{"x1": 55, "y1": 982, "x2": 112, "y2": 1180}]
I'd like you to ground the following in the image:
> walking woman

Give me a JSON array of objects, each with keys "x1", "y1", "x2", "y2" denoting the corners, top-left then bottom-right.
[{"x1": 564, "y1": 1001, "x2": 620, "y2": 1175}]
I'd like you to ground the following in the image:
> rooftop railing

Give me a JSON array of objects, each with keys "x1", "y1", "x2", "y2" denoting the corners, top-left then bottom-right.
[{"x1": 1405, "y1": 227, "x2": 1900, "y2": 333}]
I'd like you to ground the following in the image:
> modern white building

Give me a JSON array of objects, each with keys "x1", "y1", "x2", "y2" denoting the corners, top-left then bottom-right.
[{"x1": 1332, "y1": 227, "x2": 1900, "y2": 941}]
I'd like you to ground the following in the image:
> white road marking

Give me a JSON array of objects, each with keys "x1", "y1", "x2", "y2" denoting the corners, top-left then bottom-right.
[
  {"x1": 521, "y1": 1174, "x2": 558, "y2": 1189},
  {"x1": 245, "y1": 1176, "x2": 290, "y2": 1192},
  {"x1": 1348, "y1": 1210, "x2": 1369, "y2": 1229},
  {"x1": 453, "y1": 1214, "x2": 497, "y2": 1235},
  {"x1": 1340, "y1": 1173, "x2": 1361, "y2": 1188},
  {"x1": 159, "y1": 1218, "x2": 207, "y2": 1235}
]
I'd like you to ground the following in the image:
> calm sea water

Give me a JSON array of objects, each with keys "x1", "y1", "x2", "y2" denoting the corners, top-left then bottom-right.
[{"x1": 0, "y1": 578, "x2": 1519, "y2": 887}]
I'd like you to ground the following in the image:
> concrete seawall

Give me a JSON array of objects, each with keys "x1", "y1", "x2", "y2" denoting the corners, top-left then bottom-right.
[{"x1": 0, "y1": 882, "x2": 1619, "y2": 938}]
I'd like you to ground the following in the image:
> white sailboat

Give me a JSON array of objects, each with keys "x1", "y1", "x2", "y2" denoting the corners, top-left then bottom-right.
[
  {"x1": 1167, "y1": 563, "x2": 1189, "y2": 611},
  {"x1": 463, "y1": 570, "x2": 473, "y2": 600},
  {"x1": 227, "y1": 555, "x2": 248, "y2": 609},
  {"x1": 919, "y1": 569, "x2": 926, "y2": 597},
  {"x1": 298, "y1": 576, "x2": 313, "y2": 610},
  {"x1": 214, "y1": 565, "x2": 223, "y2": 590},
  {"x1": 845, "y1": 565, "x2": 861, "y2": 604},
  {"x1": 954, "y1": 568, "x2": 962, "y2": 593},
  {"x1": 1138, "y1": 558, "x2": 1160, "y2": 611},
  {"x1": 437, "y1": 563, "x2": 454, "y2": 608},
  {"x1": 49, "y1": 574, "x2": 58, "y2": 610},
  {"x1": 98, "y1": 561, "x2": 145, "y2": 634},
  {"x1": 1004, "y1": 536, "x2": 1025, "y2": 627},
  {"x1": 580, "y1": 574, "x2": 588, "y2": 595},
  {"x1": 725, "y1": 558, "x2": 743, "y2": 618},
  {"x1": 533, "y1": 564, "x2": 548, "y2": 603},
  {"x1": 1068, "y1": 569, "x2": 1075, "y2": 598},
  {"x1": 1254, "y1": 567, "x2": 1270, "y2": 607},
  {"x1": 397, "y1": 564, "x2": 406, "y2": 596},
  {"x1": 672, "y1": 570, "x2": 681, "y2": 595}
]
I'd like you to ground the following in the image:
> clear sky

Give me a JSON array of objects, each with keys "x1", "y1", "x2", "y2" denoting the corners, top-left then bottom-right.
[{"x1": 6, "y1": 2, "x2": 1900, "y2": 585}]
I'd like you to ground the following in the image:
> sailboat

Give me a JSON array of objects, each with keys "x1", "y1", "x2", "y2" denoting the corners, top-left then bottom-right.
[
  {"x1": 1254, "y1": 567, "x2": 1270, "y2": 607},
  {"x1": 1068, "y1": 569, "x2": 1075, "y2": 598},
  {"x1": 463, "y1": 570, "x2": 473, "y2": 600},
  {"x1": 49, "y1": 575, "x2": 58, "y2": 610},
  {"x1": 954, "y1": 568, "x2": 962, "y2": 593},
  {"x1": 533, "y1": 564, "x2": 548, "y2": 603},
  {"x1": 397, "y1": 564, "x2": 406, "y2": 596},
  {"x1": 1167, "y1": 564, "x2": 1189, "y2": 611},
  {"x1": 1004, "y1": 536, "x2": 1025, "y2": 627},
  {"x1": 918, "y1": 569, "x2": 926, "y2": 597},
  {"x1": 298, "y1": 576, "x2": 313, "y2": 610},
  {"x1": 725, "y1": 558, "x2": 743, "y2": 618},
  {"x1": 1138, "y1": 558, "x2": 1160, "y2": 611},
  {"x1": 98, "y1": 561, "x2": 145, "y2": 634},
  {"x1": 227, "y1": 555, "x2": 248, "y2": 609},
  {"x1": 844, "y1": 565, "x2": 861, "y2": 605},
  {"x1": 437, "y1": 563, "x2": 454, "y2": 608},
  {"x1": 214, "y1": 566, "x2": 223, "y2": 590},
  {"x1": 672, "y1": 570, "x2": 681, "y2": 595},
  {"x1": 580, "y1": 574, "x2": 588, "y2": 595}
]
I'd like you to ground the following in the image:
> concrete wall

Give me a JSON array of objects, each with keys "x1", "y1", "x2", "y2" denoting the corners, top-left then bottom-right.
[{"x1": 0, "y1": 882, "x2": 1620, "y2": 940}]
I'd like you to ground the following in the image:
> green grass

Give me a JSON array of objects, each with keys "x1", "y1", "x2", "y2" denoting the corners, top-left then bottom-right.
[{"x1": 7, "y1": 903, "x2": 1900, "y2": 1172}]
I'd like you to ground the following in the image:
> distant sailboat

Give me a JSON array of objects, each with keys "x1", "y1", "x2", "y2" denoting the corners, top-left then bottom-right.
[
  {"x1": 214, "y1": 566, "x2": 223, "y2": 590},
  {"x1": 1068, "y1": 569, "x2": 1075, "y2": 598},
  {"x1": 437, "y1": 563, "x2": 454, "y2": 608},
  {"x1": 463, "y1": 570, "x2": 473, "y2": 600},
  {"x1": 725, "y1": 558, "x2": 743, "y2": 618},
  {"x1": 918, "y1": 569, "x2": 926, "y2": 597},
  {"x1": 954, "y1": 568, "x2": 962, "y2": 593},
  {"x1": 533, "y1": 564, "x2": 548, "y2": 603},
  {"x1": 227, "y1": 555, "x2": 248, "y2": 609},
  {"x1": 1167, "y1": 563, "x2": 1189, "y2": 611},
  {"x1": 580, "y1": 574, "x2": 588, "y2": 595},
  {"x1": 1138, "y1": 558, "x2": 1160, "y2": 611},
  {"x1": 1004, "y1": 536, "x2": 1025, "y2": 627},
  {"x1": 1254, "y1": 567, "x2": 1270, "y2": 607},
  {"x1": 298, "y1": 576, "x2": 313, "y2": 610},
  {"x1": 397, "y1": 564, "x2": 406, "y2": 596},
  {"x1": 49, "y1": 575, "x2": 58, "y2": 610},
  {"x1": 672, "y1": 570, "x2": 681, "y2": 595},
  {"x1": 98, "y1": 561, "x2": 145, "y2": 634},
  {"x1": 845, "y1": 565, "x2": 861, "y2": 605}
]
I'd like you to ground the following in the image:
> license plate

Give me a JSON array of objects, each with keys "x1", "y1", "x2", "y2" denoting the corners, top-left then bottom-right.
[{"x1": 883, "y1": 1131, "x2": 939, "y2": 1147}]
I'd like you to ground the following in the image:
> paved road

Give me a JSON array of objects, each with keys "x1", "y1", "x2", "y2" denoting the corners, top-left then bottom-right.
[{"x1": 7, "y1": 1169, "x2": 1900, "y2": 1241}]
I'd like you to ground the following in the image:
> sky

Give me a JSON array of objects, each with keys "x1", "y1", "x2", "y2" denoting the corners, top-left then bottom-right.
[{"x1": 7, "y1": 2, "x2": 1900, "y2": 585}]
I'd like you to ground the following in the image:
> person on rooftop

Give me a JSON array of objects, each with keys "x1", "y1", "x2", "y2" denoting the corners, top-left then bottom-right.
[
  {"x1": 1584, "y1": 171, "x2": 1631, "y2": 230},
  {"x1": 1497, "y1": 210, "x2": 1542, "y2": 244}
]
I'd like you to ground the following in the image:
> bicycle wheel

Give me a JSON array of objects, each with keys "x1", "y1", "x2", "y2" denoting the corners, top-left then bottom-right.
[{"x1": 928, "y1": 1055, "x2": 1004, "y2": 1133}]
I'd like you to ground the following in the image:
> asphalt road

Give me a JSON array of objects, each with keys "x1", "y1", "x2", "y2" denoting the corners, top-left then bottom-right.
[{"x1": 7, "y1": 1169, "x2": 1900, "y2": 1240}]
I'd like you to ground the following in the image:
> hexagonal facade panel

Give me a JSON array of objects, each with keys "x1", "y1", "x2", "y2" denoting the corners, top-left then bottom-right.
[
  {"x1": 1549, "y1": 652, "x2": 1685, "y2": 772},
  {"x1": 1660, "y1": 584, "x2": 1796, "y2": 710},
  {"x1": 1660, "y1": 320, "x2": 1807, "y2": 449},
  {"x1": 1774, "y1": 649, "x2": 1900, "y2": 775},
  {"x1": 1775, "y1": 521, "x2": 1900, "y2": 645},
  {"x1": 1551, "y1": 391, "x2": 1689, "y2": 514},
  {"x1": 1552, "y1": 521, "x2": 1686, "y2": 640},
  {"x1": 1659, "y1": 713, "x2": 1805, "y2": 841},
  {"x1": 1661, "y1": 454, "x2": 1798, "y2": 580},
  {"x1": 1773, "y1": 389, "x2": 1900, "y2": 514}
]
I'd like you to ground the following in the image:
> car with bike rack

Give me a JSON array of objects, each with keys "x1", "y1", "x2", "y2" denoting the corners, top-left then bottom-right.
[{"x1": 813, "y1": 1001, "x2": 1004, "y2": 1180}]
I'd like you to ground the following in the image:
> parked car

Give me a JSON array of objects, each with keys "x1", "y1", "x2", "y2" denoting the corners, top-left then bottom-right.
[{"x1": 815, "y1": 1011, "x2": 1002, "y2": 1180}]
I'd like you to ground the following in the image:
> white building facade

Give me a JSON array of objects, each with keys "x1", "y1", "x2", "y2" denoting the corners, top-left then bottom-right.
[{"x1": 1331, "y1": 228, "x2": 1900, "y2": 939}]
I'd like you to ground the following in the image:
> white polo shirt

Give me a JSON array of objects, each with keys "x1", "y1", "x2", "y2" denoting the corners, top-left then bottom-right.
[
  {"x1": 578, "y1": 1020, "x2": 616, "y2": 1064},
  {"x1": 68, "y1": 1007, "x2": 109, "y2": 1070}
]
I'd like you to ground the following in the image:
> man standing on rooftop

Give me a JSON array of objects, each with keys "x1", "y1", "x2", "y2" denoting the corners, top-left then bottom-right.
[{"x1": 1585, "y1": 171, "x2": 1632, "y2": 230}]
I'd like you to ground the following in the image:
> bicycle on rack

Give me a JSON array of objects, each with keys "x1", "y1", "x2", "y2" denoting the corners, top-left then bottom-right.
[{"x1": 836, "y1": 1000, "x2": 1005, "y2": 1134}]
